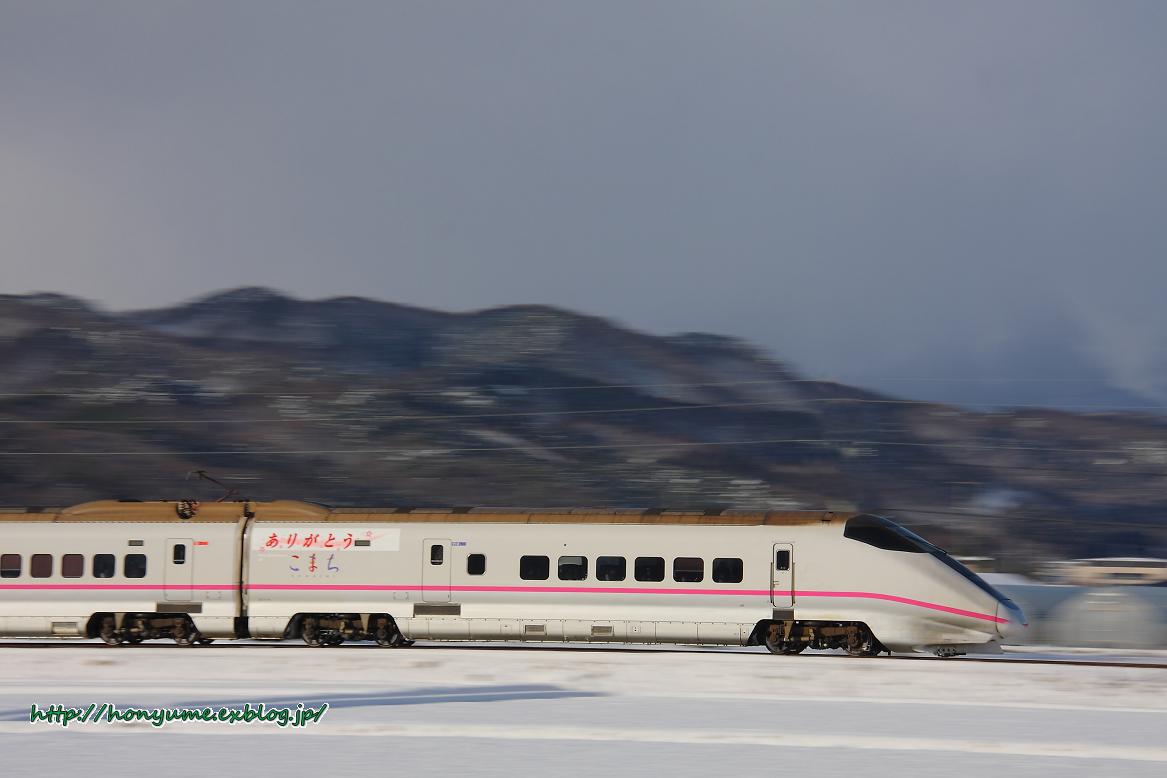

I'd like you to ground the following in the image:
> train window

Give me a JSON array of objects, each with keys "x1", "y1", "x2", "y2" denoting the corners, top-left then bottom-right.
[
  {"x1": 596, "y1": 556, "x2": 626, "y2": 581},
  {"x1": 712, "y1": 558, "x2": 743, "y2": 583},
  {"x1": 430, "y1": 545, "x2": 444, "y2": 565},
  {"x1": 173, "y1": 544, "x2": 186, "y2": 565},
  {"x1": 519, "y1": 555, "x2": 549, "y2": 580},
  {"x1": 558, "y1": 556, "x2": 588, "y2": 581},
  {"x1": 634, "y1": 557, "x2": 664, "y2": 582},
  {"x1": 93, "y1": 554, "x2": 115, "y2": 578},
  {"x1": 62, "y1": 554, "x2": 84, "y2": 578},
  {"x1": 467, "y1": 553, "x2": 486, "y2": 575},
  {"x1": 0, "y1": 554, "x2": 20, "y2": 578},
  {"x1": 775, "y1": 549, "x2": 790, "y2": 571},
  {"x1": 31, "y1": 554, "x2": 53, "y2": 578},
  {"x1": 673, "y1": 557, "x2": 704, "y2": 583},
  {"x1": 124, "y1": 554, "x2": 147, "y2": 579},
  {"x1": 844, "y1": 515, "x2": 927, "y2": 553}
]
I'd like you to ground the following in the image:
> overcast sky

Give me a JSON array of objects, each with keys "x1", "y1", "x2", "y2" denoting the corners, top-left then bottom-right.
[{"x1": 3, "y1": 1, "x2": 1165, "y2": 405}]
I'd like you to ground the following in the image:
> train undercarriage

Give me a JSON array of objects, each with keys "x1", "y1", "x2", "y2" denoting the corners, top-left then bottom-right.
[
  {"x1": 294, "y1": 613, "x2": 413, "y2": 648},
  {"x1": 89, "y1": 612, "x2": 215, "y2": 647},
  {"x1": 753, "y1": 620, "x2": 887, "y2": 657},
  {"x1": 85, "y1": 611, "x2": 413, "y2": 648},
  {"x1": 84, "y1": 612, "x2": 886, "y2": 656}
]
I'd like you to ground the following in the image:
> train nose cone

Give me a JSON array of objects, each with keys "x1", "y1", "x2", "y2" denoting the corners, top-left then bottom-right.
[{"x1": 996, "y1": 600, "x2": 1028, "y2": 640}]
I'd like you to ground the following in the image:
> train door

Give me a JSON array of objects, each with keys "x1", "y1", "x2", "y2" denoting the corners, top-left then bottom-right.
[
  {"x1": 164, "y1": 538, "x2": 194, "y2": 602},
  {"x1": 422, "y1": 538, "x2": 452, "y2": 602},
  {"x1": 770, "y1": 543, "x2": 793, "y2": 608}
]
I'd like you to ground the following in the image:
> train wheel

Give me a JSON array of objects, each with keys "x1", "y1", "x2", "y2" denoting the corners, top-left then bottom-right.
[
  {"x1": 173, "y1": 618, "x2": 201, "y2": 647},
  {"x1": 373, "y1": 618, "x2": 410, "y2": 647},
  {"x1": 845, "y1": 629, "x2": 882, "y2": 657},
  {"x1": 373, "y1": 618, "x2": 393, "y2": 647},
  {"x1": 845, "y1": 645, "x2": 880, "y2": 657},
  {"x1": 764, "y1": 631, "x2": 801, "y2": 655},
  {"x1": 99, "y1": 616, "x2": 124, "y2": 646},
  {"x1": 196, "y1": 637, "x2": 215, "y2": 645},
  {"x1": 301, "y1": 616, "x2": 324, "y2": 647}
]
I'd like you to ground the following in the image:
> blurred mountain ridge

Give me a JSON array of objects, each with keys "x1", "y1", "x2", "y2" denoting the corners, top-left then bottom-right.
[{"x1": 1, "y1": 287, "x2": 1164, "y2": 566}]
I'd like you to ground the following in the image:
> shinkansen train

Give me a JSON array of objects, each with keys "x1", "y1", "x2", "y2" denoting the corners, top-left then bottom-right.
[{"x1": 0, "y1": 500, "x2": 1026, "y2": 656}]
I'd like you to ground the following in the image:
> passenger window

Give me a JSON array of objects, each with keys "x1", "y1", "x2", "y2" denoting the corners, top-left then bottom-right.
[
  {"x1": 172, "y1": 544, "x2": 186, "y2": 565},
  {"x1": 124, "y1": 554, "x2": 147, "y2": 579},
  {"x1": 430, "y1": 545, "x2": 444, "y2": 565},
  {"x1": 712, "y1": 557, "x2": 743, "y2": 583},
  {"x1": 558, "y1": 556, "x2": 588, "y2": 581},
  {"x1": 673, "y1": 557, "x2": 704, "y2": 583},
  {"x1": 467, "y1": 553, "x2": 486, "y2": 575},
  {"x1": 519, "y1": 555, "x2": 549, "y2": 580},
  {"x1": 0, "y1": 554, "x2": 21, "y2": 578},
  {"x1": 62, "y1": 554, "x2": 84, "y2": 578},
  {"x1": 634, "y1": 556, "x2": 664, "y2": 582},
  {"x1": 93, "y1": 554, "x2": 115, "y2": 578},
  {"x1": 31, "y1": 554, "x2": 53, "y2": 578},
  {"x1": 776, "y1": 550, "x2": 791, "y2": 571},
  {"x1": 596, "y1": 556, "x2": 626, "y2": 581}
]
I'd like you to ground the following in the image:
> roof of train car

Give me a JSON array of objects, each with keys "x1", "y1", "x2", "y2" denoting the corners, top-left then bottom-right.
[{"x1": 0, "y1": 500, "x2": 857, "y2": 526}]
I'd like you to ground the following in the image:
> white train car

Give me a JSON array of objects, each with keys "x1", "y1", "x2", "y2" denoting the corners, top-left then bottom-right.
[
  {"x1": 246, "y1": 505, "x2": 1025, "y2": 655},
  {"x1": 0, "y1": 500, "x2": 1026, "y2": 655},
  {"x1": 0, "y1": 501, "x2": 245, "y2": 643}
]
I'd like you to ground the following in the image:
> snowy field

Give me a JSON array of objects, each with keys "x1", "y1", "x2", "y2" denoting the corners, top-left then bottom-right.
[{"x1": 1, "y1": 642, "x2": 1164, "y2": 777}]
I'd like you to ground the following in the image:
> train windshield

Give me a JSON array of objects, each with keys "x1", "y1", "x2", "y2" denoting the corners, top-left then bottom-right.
[
  {"x1": 845, "y1": 515, "x2": 930, "y2": 552},
  {"x1": 845, "y1": 515, "x2": 1016, "y2": 607}
]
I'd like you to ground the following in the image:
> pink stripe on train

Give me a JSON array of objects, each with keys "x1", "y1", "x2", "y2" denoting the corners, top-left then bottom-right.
[
  {"x1": 0, "y1": 583, "x2": 1006, "y2": 624},
  {"x1": 245, "y1": 583, "x2": 1008, "y2": 624},
  {"x1": 0, "y1": 584, "x2": 236, "y2": 591},
  {"x1": 794, "y1": 590, "x2": 1007, "y2": 624},
  {"x1": 248, "y1": 583, "x2": 771, "y2": 596}
]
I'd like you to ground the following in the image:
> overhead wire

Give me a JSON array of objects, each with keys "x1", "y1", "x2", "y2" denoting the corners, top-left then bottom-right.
[
  {"x1": 2, "y1": 436, "x2": 1167, "y2": 459},
  {"x1": 0, "y1": 374, "x2": 1159, "y2": 399},
  {"x1": 0, "y1": 377, "x2": 821, "y2": 399},
  {"x1": 1, "y1": 394, "x2": 1166, "y2": 426},
  {"x1": 0, "y1": 398, "x2": 826, "y2": 425}
]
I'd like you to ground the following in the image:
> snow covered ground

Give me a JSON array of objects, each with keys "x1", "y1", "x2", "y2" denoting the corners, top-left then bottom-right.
[{"x1": 1, "y1": 643, "x2": 1164, "y2": 777}]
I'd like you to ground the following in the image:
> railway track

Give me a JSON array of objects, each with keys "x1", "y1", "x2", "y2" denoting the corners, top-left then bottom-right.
[{"x1": 1, "y1": 640, "x2": 1164, "y2": 668}]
